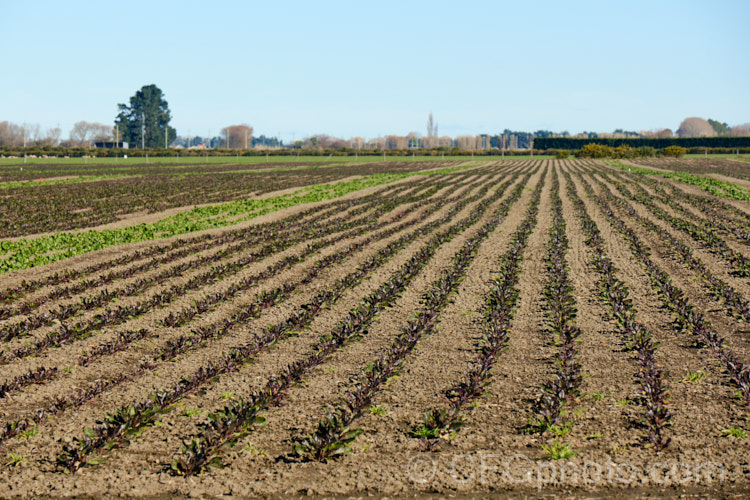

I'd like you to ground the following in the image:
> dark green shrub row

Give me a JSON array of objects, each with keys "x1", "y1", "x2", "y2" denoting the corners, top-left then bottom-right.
[{"x1": 536, "y1": 136, "x2": 750, "y2": 150}]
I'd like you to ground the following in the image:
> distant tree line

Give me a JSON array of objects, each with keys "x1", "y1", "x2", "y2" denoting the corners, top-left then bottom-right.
[
  {"x1": 3, "y1": 144, "x2": 750, "y2": 159},
  {"x1": 0, "y1": 145, "x2": 539, "y2": 158}
]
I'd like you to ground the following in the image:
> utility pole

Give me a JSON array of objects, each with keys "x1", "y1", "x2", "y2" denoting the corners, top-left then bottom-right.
[
  {"x1": 141, "y1": 112, "x2": 145, "y2": 150},
  {"x1": 245, "y1": 129, "x2": 248, "y2": 150}
]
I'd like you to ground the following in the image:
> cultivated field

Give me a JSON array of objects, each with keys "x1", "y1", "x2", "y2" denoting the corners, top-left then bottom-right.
[{"x1": 1, "y1": 159, "x2": 749, "y2": 498}]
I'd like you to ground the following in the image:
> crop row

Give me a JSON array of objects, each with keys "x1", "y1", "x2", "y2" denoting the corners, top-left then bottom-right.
[
  {"x1": 612, "y1": 161, "x2": 750, "y2": 201},
  {"x1": 0, "y1": 178, "x2": 421, "y2": 306},
  {"x1": 602, "y1": 169, "x2": 750, "y2": 277},
  {"x1": 617, "y1": 171, "x2": 750, "y2": 248},
  {"x1": 408, "y1": 167, "x2": 546, "y2": 449},
  {"x1": 655, "y1": 180, "x2": 750, "y2": 230},
  {"x1": 0, "y1": 173, "x2": 489, "y2": 450},
  {"x1": 0, "y1": 169, "x2": 504, "y2": 443},
  {"x1": 0, "y1": 223, "x2": 353, "y2": 362},
  {"x1": 156, "y1": 181, "x2": 461, "y2": 329},
  {"x1": 628, "y1": 157, "x2": 750, "y2": 183},
  {"x1": 0, "y1": 160, "x2": 459, "y2": 237},
  {"x1": 0, "y1": 177, "x2": 473, "y2": 396},
  {"x1": 575, "y1": 171, "x2": 750, "y2": 403},
  {"x1": 2, "y1": 225, "x2": 318, "y2": 343},
  {"x1": 56, "y1": 172, "x2": 523, "y2": 472},
  {"x1": 563, "y1": 169, "x2": 671, "y2": 450},
  {"x1": 590, "y1": 160, "x2": 750, "y2": 249},
  {"x1": 170, "y1": 171, "x2": 535, "y2": 473},
  {"x1": 153, "y1": 177, "x2": 490, "y2": 361},
  {"x1": 0, "y1": 166, "x2": 474, "y2": 274},
  {"x1": 594, "y1": 172, "x2": 750, "y2": 324},
  {"x1": 0, "y1": 160, "x2": 345, "y2": 182},
  {"x1": 149, "y1": 175, "x2": 493, "y2": 363},
  {"x1": 0, "y1": 179, "x2": 444, "y2": 350},
  {"x1": 532, "y1": 169, "x2": 583, "y2": 432}
]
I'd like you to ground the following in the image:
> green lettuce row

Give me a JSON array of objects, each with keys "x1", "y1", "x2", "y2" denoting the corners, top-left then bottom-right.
[{"x1": 610, "y1": 161, "x2": 750, "y2": 201}]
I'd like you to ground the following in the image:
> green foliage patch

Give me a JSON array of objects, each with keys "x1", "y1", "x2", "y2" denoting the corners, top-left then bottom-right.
[{"x1": 610, "y1": 162, "x2": 750, "y2": 201}]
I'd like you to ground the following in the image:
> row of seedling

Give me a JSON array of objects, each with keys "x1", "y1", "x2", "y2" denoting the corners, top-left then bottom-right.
[
  {"x1": 563, "y1": 170, "x2": 671, "y2": 450},
  {"x1": 604, "y1": 171, "x2": 750, "y2": 277},
  {"x1": 578, "y1": 172, "x2": 750, "y2": 403},
  {"x1": 621, "y1": 171, "x2": 750, "y2": 248},
  {"x1": 157, "y1": 177, "x2": 482, "y2": 360},
  {"x1": 409, "y1": 169, "x2": 546, "y2": 450},
  {"x1": 598, "y1": 173, "x2": 750, "y2": 324},
  {"x1": 531, "y1": 170, "x2": 583, "y2": 434},
  {"x1": 0, "y1": 179, "x2": 470, "y2": 398},
  {"x1": 167, "y1": 173, "x2": 531, "y2": 474},
  {"x1": 0, "y1": 198, "x2": 405, "y2": 361},
  {"x1": 289, "y1": 175, "x2": 537, "y2": 462},
  {"x1": 55, "y1": 174, "x2": 520, "y2": 473},
  {"x1": 0, "y1": 177, "x2": 431, "y2": 308},
  {"x1": 157, "y1": 182, "x2": 454, "y2": 328}
]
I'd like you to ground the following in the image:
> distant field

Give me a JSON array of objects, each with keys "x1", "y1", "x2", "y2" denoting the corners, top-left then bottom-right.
[
  {"x1": 0, "y1": 159, "x2": 478, "y2": 240},
  {"x1": 685, "y1": 153, "x2": 750, "y2": 159},
  {"x1": 0, "y1": 154, "x2": 551, "y2": 167},
  {"x1": 626, "y1": 156, "x2": 750, "y2": 183}
]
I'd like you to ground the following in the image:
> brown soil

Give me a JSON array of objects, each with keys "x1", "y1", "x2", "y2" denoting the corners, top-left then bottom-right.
[{"x1": 1, "y1": 160, "x2": 749, "y2": 499}]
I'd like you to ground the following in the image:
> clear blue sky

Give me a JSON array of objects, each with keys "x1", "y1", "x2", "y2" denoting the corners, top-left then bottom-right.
[{"x1": 2, "y1": 0, "x2": 748, "y2": 142}]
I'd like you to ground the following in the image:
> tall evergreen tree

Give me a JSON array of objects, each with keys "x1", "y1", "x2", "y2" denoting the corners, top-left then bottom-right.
[{"x1": 115, "y1": 84, "x2": 176, "y2": 148}]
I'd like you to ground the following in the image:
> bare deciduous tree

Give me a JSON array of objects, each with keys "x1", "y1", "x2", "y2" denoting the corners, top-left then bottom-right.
[
  {"x1": 24, "y1": 124, "x2": 40, "y2": 145},
  {"x1": 727, "y1": 123, "x2": 750, "y2": 137},
  {"x1": 0, "y1": 122, "x2": 57, "y2": 146},
  {"x1": 37, "y1": 126, "x2": 62, "y2": 146},
  {"x1": 676, "y1": 117, "x2": 716, "y2": 138},
  {"x1": 301, "y1": 134, "x2": 346, "y2": 148},
  {"x1": 640, "y1": 129, "x2": 673, "y2": 138},
  {"x1": 0, "y1": 121, "x2": 25, "y2": 146},
  {"x1": 456, "y1": 135, "x2": 479, "y2": 150},
  {"x1": 437, "y1": 136, "x2": 452, "y2": 147},
  {"x1": 69, "y1": 121, "x2": 113, "y2": 147},
  {"x1": 405, "y1": 131, "x2": 421, "y2": 148},
  {"x1": 348, "y1": 137, "x2": 365, "y2": 149},
  {"x1": 220, "y1": 124, "x2": 254, "y2": 149},
  {"x1": 385, "y1": 135, "x2": 407, "y2": 149}
]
